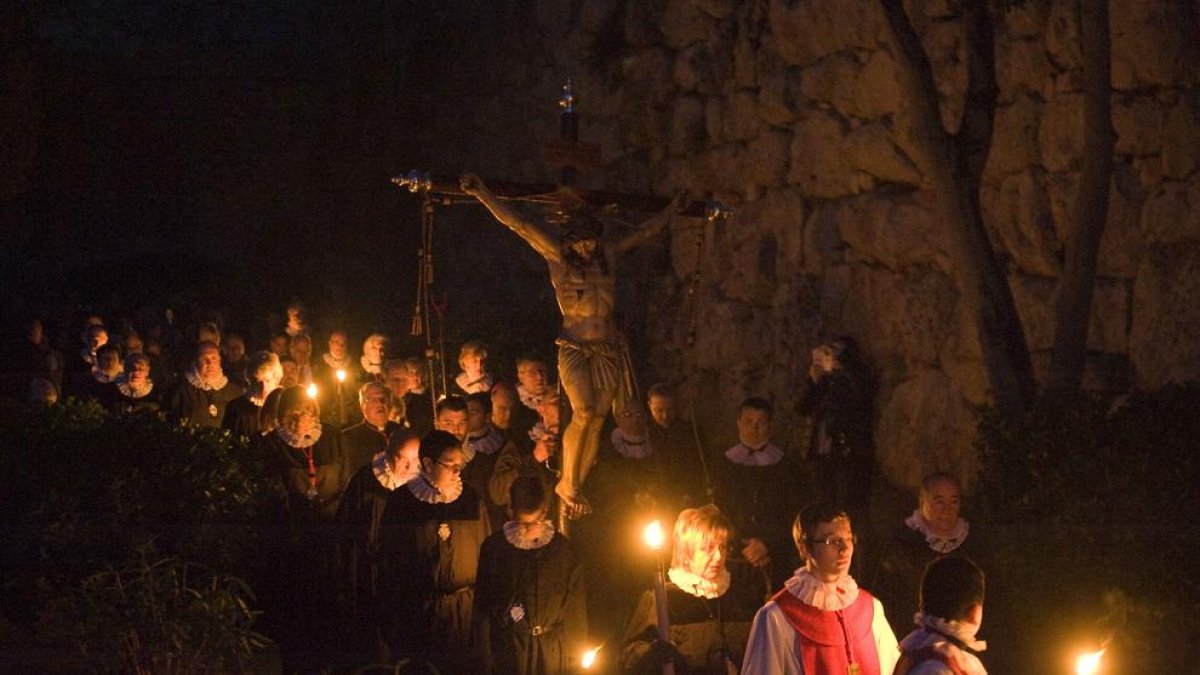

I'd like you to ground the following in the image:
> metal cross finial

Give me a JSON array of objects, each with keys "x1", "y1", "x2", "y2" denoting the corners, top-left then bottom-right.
[{"x1": 559, "y1": 79, "x2": 575, "y2": 113}]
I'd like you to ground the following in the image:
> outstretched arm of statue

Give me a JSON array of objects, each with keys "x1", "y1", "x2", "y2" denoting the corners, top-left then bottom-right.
[
  {"x1": 460, "y1": 173, "x2": 561, "y2": 262},
  {"x1": 612, "y1": 191, "x2": 686, "y2": 255}
]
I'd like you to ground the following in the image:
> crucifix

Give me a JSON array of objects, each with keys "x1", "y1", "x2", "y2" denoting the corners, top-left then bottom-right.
[{"x1": 393, "y1": 81, "x2": 727, "y2": 525}]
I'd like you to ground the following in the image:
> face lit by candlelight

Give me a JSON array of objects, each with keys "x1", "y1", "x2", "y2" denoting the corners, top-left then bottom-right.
[
  {"x1": 491, "y1": 387, "x2": 516, "y2": 430},
  {"x1": 289, "y1": 334, "x2": 312, "y2": 364},
  {"x1": 689, "y1": 538, "x2": 728, "y2": 581},
  {"x1": 87, "y1": 326, "x2": 109, "y2": 352},
  {"x1": 648, "y1": 393, "x2": 675, "y2": 429},
  {"x1": 403, "y1": 363, "x2": 426, "y2": 391},
  {"x1": 96, "y1": 348, "x2": 122, "y2": 376},
  {"x1": 385, "y1": 364, "x2": 409, "y2": 400},
  {"x1": 736, "y1": 406, "x2": 771, "y2": 448},
  {"x1": 196, "y1": 344, "x2": 222, "y2": 380},
  {"x1": 536, "y1": 391, "x2": 560, "y2": 430},
  {"x1": 436, "y1": 407, "x2": 468, "y2": 442},
  {"x1": 360, "y1": 383, "x2": 390, "y2": 429},
  {"x1": 466, "y1": 399, "x2": 489, "y2": 434},
  {"x1": 280, "y1": 360, "x2": 300, "y2": 388},
  {"x1": 284, "y1": 402, "x2": 318, "y2": 436},
  {"x1": 363, "y1": 336, "x2": 386, "y2": 364},
  {"x1": 328, "y1": 332, "x2": 348, "y2": 359},
  {"x1": 920, "y1": 476, "x2": 962, "y2": 537},
  {"x1": 423, "y1": 447, "x2": 465, "y2": 493},
  {"x1": 517, "y1": 360, "x2": 548, "y2": 396},
  {"x1": 127, "y1": 357, "x2": 151, "y2": 386},
  {"x1": 389, "y1": 436, "x2": 421, "y2": 483},
  {"x1": 460, "y1": 351, "x2": 484, "y2": 377},
  {"x1": 801, "y1": 516, "x2": 855, "y2": 583}
]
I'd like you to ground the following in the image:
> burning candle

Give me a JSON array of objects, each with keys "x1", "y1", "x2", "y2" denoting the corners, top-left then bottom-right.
[
  {"x1": 306, "y1": 382, "x2": 318, "y2": 400},
  {"x1": 335, "y1": 369, "x2": 346, "y2": 425},
  {"x1": 581, "y1": 646, "x2": 599, "y2": 670},
  {"x1": 643, "y1": 519, "x2": 675, "y2": 675},
  {"x1": 1075, "y1": 648, "x2": 1105, "y2": 675}
]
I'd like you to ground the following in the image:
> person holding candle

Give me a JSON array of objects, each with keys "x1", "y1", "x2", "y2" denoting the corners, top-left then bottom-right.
[
  {"x1": 892, "y1": 556, "x2": 987, "y2": 675},
  {"x1": 263, "y1": 385, "x2": 347, "y2": 521},
  {"x1": 223, "y1": 350, "x2": 282, "y2": 441},
  {"x1": 315, "y1": 329, "x2": 361, "y2": 426},
  {"x1": 340, "y1": 381, "x2": 405, "y2": 478},
  {"x1": 622, "y1": 505, "x2": 762, "y2": 674},
  {"x1": 741, "y1": 503, "x2": 899, "y2": 675},
  {"x1": 473, "y1": 475, "x2": 587, "y2": 675}
]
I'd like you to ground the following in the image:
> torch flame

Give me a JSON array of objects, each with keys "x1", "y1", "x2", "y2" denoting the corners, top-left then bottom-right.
[
  {"x1": 581, "y1": 646, "x2": 599, "y2": 670},
  {"x1": 306, "y1": 383, "x2": 318, "y2": 399},
  {"x1": 336, "y1": 369, "x2": 346, "y2": 383},
  {"x1": 1075, "y1": 648, "x2": 1105, "y2": 675},
  {"x1": 643, "y1": 520, "x2": 665, "y2": 550}
]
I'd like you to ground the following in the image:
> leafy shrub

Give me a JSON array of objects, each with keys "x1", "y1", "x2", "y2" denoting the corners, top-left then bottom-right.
[{"x1": 0, "y1": 400, "x2": 276, "y2": 669}]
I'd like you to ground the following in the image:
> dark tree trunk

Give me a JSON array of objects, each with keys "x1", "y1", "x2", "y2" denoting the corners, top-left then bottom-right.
[
  {"x1": 881, "y1": 0, "x2": 1036, "y2": 418},
  {"x1": 1048, "y1": 0, "x2": 1115, "y2": 392}
]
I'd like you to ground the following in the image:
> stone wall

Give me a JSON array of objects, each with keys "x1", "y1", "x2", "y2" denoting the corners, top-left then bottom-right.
[{"x1": 411, "y1": 0, "x2": 1200, "y2": 491}]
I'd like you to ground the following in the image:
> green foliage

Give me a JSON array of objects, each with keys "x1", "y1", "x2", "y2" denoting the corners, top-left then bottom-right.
[
  {"x1": 0, "y1": 400, "x2": 276, "y2": 668},
  {"x1": 43, "y1": 550, "x2": 267, "y2": 674}
]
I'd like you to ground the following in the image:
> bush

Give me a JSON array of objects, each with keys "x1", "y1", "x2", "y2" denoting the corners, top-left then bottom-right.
[{"x1": 0, "y1": 400, "x2": 276, "y2": 669}]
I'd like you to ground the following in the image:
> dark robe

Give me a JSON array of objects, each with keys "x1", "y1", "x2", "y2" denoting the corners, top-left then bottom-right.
[
  {"x1": 168, "y1": 379, "x2": 244, "y2": 428},
  {"x1": 379, "y1": 481, "x2": 490, "y2": 673},
  {"x1": 110, "y1": 384, "x2": 161, "y2": 415},
  {"x1": 490, "y1": 440, "x2": 558, "y2": 515},
  {"x1": 649, "y1": 421, "x2": 713, "y2": 509},
  {"x1": 334, "y1": 462, "x2": 396, "y2": 662},
  {"x1": 263, "y1": 428, "x2": 347, "y2": 522},
  {"x1": 341, "y1": 420, "x2": 403, "y2": 480},
  {"x1": 76, "y1": 376, "x2": 119, "y2": 408},
  {"x1": 464, "y1": 428, "x2": 509, "y2": 531},
  {"x1": 473, "y1": 530, "x2": 587, "y2": 675},
  {"x1": 223, "y1": 359, "x2": 249, "y2": 390},
  {"x1": 713, "y1": 452, "x2": 806, "y2": 589},
  {"x1": 402, "y1": 389, "x2": 434, "y2": 438},
  {"x1": 222, "y1": 394, "x2": 264, "y2": 441},
  {"x1": 799, "y1": 366, "x2": 876, "y2": 514},
  {"x1": 871, "y1": 523, "x2": 988, "y2": 636},
  {"x1": 622, "y1": 565, "x2": 762, "y2": 674}
]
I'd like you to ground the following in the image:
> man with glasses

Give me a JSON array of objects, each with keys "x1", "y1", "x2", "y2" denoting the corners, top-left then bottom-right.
[
  {"x1": 340, "y1": 382, "x2": 404, "y2": 478},
  {"x1": 742, "y1": 502, "x2": 899, "y2": 675}
]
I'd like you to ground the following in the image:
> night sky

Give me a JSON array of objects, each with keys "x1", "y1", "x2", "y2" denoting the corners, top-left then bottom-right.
[{"x1": 2, "y1": 1, "x2": 558, "y2": 359}]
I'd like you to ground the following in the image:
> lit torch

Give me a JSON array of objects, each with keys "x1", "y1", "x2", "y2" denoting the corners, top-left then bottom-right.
[
  {"x1": 643, "y1": 520, "x2": 675, "y2": 675},
  {"x1": 580, "y1": 645, "x2": 600, "y2": 670},
  {"x1": 306, "y1": 382, "x2": 318, "y2": 400}
]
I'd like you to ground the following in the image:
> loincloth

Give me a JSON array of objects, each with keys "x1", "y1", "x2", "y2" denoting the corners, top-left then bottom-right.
[{"x1": 554, "y1": 336, "x2": 637, "y2": 412}]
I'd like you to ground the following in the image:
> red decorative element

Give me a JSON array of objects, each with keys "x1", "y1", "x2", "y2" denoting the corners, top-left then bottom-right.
[{"x1": 772, "y1": 588, "x2": 882, "y2": 675}]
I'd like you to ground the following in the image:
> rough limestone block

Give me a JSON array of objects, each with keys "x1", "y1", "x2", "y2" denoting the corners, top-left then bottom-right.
[
  {"x1": 876, "y1": 370, "x2": 980, "y2": 492},
  {"x1": 1131, "y1": 243, "x2": 1200, "y2": 388}
]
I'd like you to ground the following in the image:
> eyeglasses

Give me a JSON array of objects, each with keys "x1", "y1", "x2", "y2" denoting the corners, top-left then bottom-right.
[
  {"x1": 435, "y1": 459, "x2": 465, "y2": 474},
  {"x1": 810, "y1": 535, "x2": 858, "y2": 549}
]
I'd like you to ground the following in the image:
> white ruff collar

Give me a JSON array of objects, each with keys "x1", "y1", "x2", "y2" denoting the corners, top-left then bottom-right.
[
  {"x1": 783, "y1": 567, "x2": 859, "y2": 611},
  {"x1": 323, "y1": 352, "x2": 352, "y2": 370},
  {"x1": 467, "y1": 427, "x2": 505, "y2": 456},
  {"x1": 529, "y1": 421, "x2": 556, "y2": 443},
  {"x1": 456, "y1": 371, "x2": 494, "y2": 394},
  {"x1": 905, "y1": 510, "x2": 970, "y2": 553},
  {"x1": 503, "y1": 519, "x2": 556, "y2": 549},
  {"x1": 518, "y1": 384, "x2": 543, "y2": 410},
  {"x1": 725, "y1": 442, "x2": 784, "y2": 466},
  {"x1": 92, "y1": 367, "x2": 123, "y2": 384},
  {"x1": 612, "y1": 428, "x2": 653, "y2": 459},
  {"x1": 668, "y1": 566, "x2": 731, "y2": 600},
  {"x1": 898, "y1": 614, "x2": 988, "y2": 675},
  {"x1": 276, "y1": 422, "x2": 322, "y2": 449},
  {"x1": 185, "y1": 368, "x2": 229, "y2": 391},
  {"x1": 115, "y1": 376, "x2": 153, "y2": 398},
  {"x1": 372, "y1": 451, "x2": 414, "y2": 490},
  {"x1": 406, "y1": 474, "x2": 463, "y2": 504},
  {"x1": 360, "y1": 355, "x2": 382, "y2": 375},
  {"x1": 286, "y1": 323, "x2": 306, "y2": 337}
]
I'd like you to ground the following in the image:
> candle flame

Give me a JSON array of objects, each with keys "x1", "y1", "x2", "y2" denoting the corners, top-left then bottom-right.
[
  {"x1": 581, "y1": 646, "x2": 599, "y2": 669},
  {"x1": 643, "y1": 520, "x2": 665, "y2": 550},
  {"x1": 336, "y1": 369, "x2": 346, "y2": 382},
  {"x1": 1075, "y1": 648, "x2": 1105, "y2": 675},
  {"x1": 306, "y1": 383, "x2": 318, "y2": 399}
]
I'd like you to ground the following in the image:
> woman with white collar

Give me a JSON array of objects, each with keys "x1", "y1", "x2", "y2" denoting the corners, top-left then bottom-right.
[
  {"x1": 379, "y1": 430, "x2": 490, "y2": 673},
  {"x1": 622, "y1": 505, "x2": 762, "y2": 674},
  {"x1": 473, "y1": 476, "x2": 587, "y2": 675},
  {"x1": 110, "y1": 352, "x2": 159, "y2": 415}
]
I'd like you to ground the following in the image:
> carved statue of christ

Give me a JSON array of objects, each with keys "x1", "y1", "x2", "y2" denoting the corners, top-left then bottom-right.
[{"x1": 460, "y1": 173, "x2": 680, "y2": 517}]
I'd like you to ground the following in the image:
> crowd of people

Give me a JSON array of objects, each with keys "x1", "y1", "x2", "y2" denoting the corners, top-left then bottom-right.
[{"x1": 8, "y1": 304, "x2": 991, "y2": 675}]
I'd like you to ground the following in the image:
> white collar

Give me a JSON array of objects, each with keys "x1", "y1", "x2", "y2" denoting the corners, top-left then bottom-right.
[
  {"x1": 455, "y1": 371, "x2": 493, "y2": 394},
  {"x1": 185, "y1": 367, "x2": 229, "y2": 392},
  {"x1": 782, "y1": 567, "x2": 859, "y2": 611},
  {"x1": 275, "y1": 422, "x2": 323, "y2": 449},
  {"x1": 406, "y1": 473, "x2": 463, "y2": 504},
  {"x1": 668, "y1": 566, "x2": 731, "y2": 600},
  {"x1": 92, "y1": 367, "x2": 123, "y2": 384},
  {"x1": 407, "y1": 386, "x2": 427, "y2": 396},
  {"x1": 360, "y1": 355, "x2": 382, "y2": 375},
  {"x1": 502, "y1": 519, "x2": 556, "y2": 549},
  {"x1": 372, "y1": 451, "x2": 414, "y2": 490},
  {"x1": 612, "y1": 428, "x2": 653, "y2": 459},
  {"x1": 115, "y1": 375, "x2": 153, "y2": 398},
  {"x1": 905, "y1": 510, "x2": 970, "y2": 553},
  {"x1": 898, "y1": 614, "x2": 988, "y2": 675},
  {"x1": 467, "y1": 426, "x2": 505, "y2": 456},
  {"x1": 323, "y1": 352, "x2": 352, "y2": 370},
  {"x1": 285, "y1": 324, "x2": 306, "y2": 337},
  {"x1": 725, "y1": 441, "x2": 784, "y2": 466},
  {"x1": 528, "y1": 420, "x2": 555, "y2": 443},
  {"x1": 80, "y1": 348, "x2": 97, "y2": 365},
  {"x1": 517, "y1": 384, "x2": 543, "y2": 410}
]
